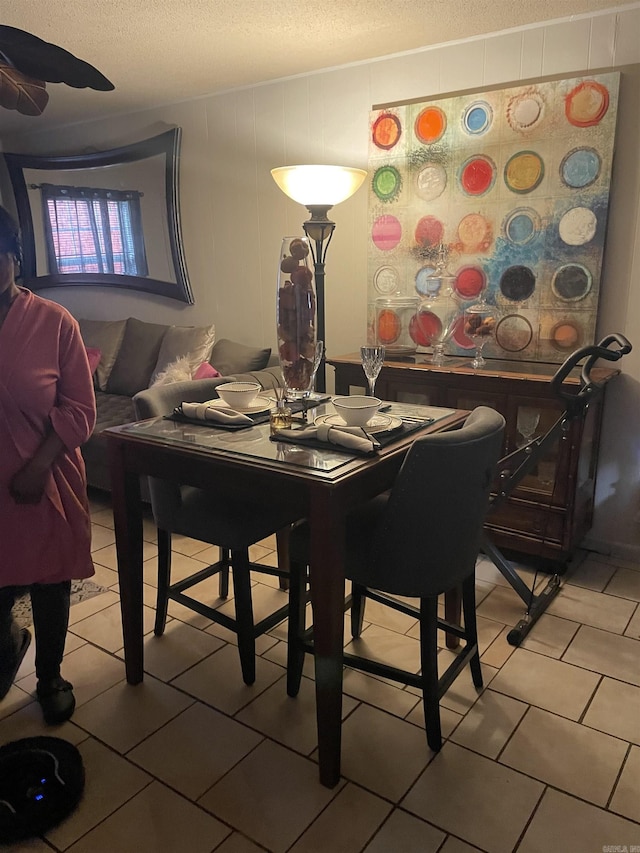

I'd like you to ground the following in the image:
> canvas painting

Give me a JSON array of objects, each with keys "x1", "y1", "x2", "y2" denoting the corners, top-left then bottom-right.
[{"x1": 366, "y1": 72, "x2": 620, "y2": 363}]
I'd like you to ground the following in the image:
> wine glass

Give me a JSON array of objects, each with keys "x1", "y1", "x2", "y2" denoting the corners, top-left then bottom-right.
[
  {"x1": 464, "y1": 301, "x2": 496, "y2": 369},
  {"x1": 517, "y1": 407, "x2": 540, "y2": 448},
  {"x1": 360, "y1": 345, "x2": 385, "y2": 397}
]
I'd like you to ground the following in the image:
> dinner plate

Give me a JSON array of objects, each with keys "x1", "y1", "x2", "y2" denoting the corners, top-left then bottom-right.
[
  {"x1": 203, "y1": 396, "x2": 274, "y2": 414},
  {"x1": 315, "y1": 413, "x2": 403, "y2": 434}
]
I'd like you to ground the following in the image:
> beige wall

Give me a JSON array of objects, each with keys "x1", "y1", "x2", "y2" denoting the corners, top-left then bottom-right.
[{"x1": 2, "y1": 7, "x2": 640, "y2": 557}]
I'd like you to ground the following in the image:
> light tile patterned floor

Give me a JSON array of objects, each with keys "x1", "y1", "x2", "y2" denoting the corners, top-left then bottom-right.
[{"x1": 2, "y1": 489, "x2": 640, "y2": 853}]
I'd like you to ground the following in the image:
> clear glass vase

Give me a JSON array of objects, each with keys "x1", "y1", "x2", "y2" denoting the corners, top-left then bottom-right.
[{"x1": 276, "y1": 236, "x2": 318, "y2": 399}]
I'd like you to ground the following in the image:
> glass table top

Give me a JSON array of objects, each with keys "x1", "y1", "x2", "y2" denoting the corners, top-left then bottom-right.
[{"x1": 117, "y1": 401, "x2": 457, "y2": 473}]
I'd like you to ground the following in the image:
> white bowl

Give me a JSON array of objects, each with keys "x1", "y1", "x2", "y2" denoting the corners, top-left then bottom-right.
[
  {"x1": 332, "y1": 395, "x2": 381, "y2": 427},
  {"x1": 216, "y1": 381, "x2": 261, "y2": 409}
]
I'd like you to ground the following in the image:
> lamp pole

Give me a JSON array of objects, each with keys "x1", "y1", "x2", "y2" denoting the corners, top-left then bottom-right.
[{"x1": 302, "y1": 206, "x2": 335, "y2": 394}]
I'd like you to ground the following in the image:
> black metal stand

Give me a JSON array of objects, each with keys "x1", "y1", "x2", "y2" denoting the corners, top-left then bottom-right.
[
  {"x1": 302, "y1": 206, "x2": 335, "y2": 394},
  {"x1": 483, "y1": 333, "x2": 632, "y2": 646}
]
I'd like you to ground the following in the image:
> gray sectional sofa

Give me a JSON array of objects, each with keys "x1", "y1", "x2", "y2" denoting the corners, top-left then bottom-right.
[{"x1": 79, "y1": 315, "x2": 282, "y2": 493}]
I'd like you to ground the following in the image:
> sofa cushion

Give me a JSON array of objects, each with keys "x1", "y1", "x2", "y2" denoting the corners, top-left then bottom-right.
[
  {"x1": 150, "y1": 323, "x2": 216, "y2": 385},
  {"x1": 78, "y1": 318, "x2": 127, "y2": 391},
  {"x1": 106, "y1": 317, "x2": 168, "y2": 396},
  {"x1": 209, "y1": 339, "x2": 271, "y2": 376}
]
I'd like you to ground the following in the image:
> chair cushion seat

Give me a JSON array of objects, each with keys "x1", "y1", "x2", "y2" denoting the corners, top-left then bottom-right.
[{"x1": 172, "y1": 486, "x2": 301, "y2": 550}]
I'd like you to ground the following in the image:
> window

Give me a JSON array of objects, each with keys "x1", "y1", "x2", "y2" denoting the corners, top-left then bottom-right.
[{"x1": 40, "y1": 183, "x2": 148, "y2": 276}]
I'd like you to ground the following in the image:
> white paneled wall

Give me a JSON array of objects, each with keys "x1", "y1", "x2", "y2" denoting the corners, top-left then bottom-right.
[{"x1": 2, "y1": 6, "x2": 640, "y2": 555}]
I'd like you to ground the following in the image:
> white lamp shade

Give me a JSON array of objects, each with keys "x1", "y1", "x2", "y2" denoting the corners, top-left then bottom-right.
[{"x1": 271, "y1": 165, "x2": 367, "y2": 206}]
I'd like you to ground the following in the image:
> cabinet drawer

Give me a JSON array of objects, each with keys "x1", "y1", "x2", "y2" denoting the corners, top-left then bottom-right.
[{"x1": 487, "y1": 498, "x2": 566, "y2": 545}]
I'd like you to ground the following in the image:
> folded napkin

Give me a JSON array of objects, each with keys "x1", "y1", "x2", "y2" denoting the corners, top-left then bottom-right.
[
  {"x1": 179, "y1": 402, "x2": 253, "y2": 426},
  {"x1": 274, "y1": 422, "x2": 381, "y2": 455}
]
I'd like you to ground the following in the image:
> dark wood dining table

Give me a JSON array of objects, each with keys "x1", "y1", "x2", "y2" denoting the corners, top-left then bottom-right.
[{"x1": 105, "y1": 400, "x2": 468, "y2": 787}]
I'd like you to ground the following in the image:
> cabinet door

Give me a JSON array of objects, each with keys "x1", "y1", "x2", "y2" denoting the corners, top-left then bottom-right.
[{"x1": 506, "y1": 396, "x2": 570, "y2": 505}]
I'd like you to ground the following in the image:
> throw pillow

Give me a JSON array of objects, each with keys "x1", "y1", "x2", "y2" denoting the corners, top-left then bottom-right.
[
  {"x1": 78, "y1": 318, "x2": 127, "y2": 391},
  {"x1": 151, "y1": 355, "x2": 194, "y2": 386},
  {"x1": 208, "y1": 339, "x2": 271, "y2": 376},
  {"x1": 150, "y1": 323, "x2": 216, "y2": 386},
  {"x1": 106, "y1": 317, "x2": 168, "y2": 397},
  {"x1": 193, "y1": 361, "x2": 221, "y2": 379},
  {"x1": 85, "y1": 347, "x2": 102, "y2": 376}
]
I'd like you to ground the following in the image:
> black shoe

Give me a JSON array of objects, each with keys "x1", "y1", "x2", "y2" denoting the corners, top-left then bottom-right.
[
  {"x1": 36, "y1": 677, "x2": 76, "y2": 725},
  {"x1": 0, "y1": 628, "x2": 31, "y2": 701}
]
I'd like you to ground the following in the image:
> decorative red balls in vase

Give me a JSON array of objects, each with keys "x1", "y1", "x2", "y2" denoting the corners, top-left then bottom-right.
[{"x1": 276, "y1": 236, "x2": 318, "y2": 398}]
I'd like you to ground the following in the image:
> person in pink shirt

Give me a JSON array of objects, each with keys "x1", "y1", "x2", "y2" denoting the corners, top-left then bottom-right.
[{"x1": 0, "y1": 205, "x2": 96, "y2": 724}]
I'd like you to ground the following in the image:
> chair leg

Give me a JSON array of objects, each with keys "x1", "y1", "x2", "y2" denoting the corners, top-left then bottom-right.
[
  {"x1": 420, "y1": 596, "x2": 442, "y2": 752},
  {"x1": 350, "y1": 583, "x2": 367, "y2": 638},
  {"x1": 276, "y1": 528, "x2": 290, "y2": 591},
  {"x1": 219, "y1": 547, "x2": 230, "y2": 599},
  {"x1": 231, "y1": 549, "x2": 256, "y2": 685},
  {"x1": 462, "y1": 572, "x2": 483, "y2": 689},
  {"x1": 444, "y1": 585, "x2": 462, "y2": 650},
  {"x1": 286, "y1": 558, "x2": 308, "y2": 697},
  {"x1": 155, "y1": 528, "x2": 172, "y2": 636}
]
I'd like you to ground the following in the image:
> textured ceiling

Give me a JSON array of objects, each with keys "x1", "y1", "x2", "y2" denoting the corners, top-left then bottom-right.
[{"x1": 0, "y1": 0, "x2": 628, "y2": 136}]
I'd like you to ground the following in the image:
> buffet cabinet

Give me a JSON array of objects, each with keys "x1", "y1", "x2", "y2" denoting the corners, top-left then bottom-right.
[{"x1": 328, "y1": 353, "x2": 620, "y2": 565}]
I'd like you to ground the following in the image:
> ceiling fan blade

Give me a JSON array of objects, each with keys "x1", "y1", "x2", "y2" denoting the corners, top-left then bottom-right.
[
  {"x1": 0, "y1": 61, "x2": 49, "y2": 115},
  {"x1": 0, "y1": 25, "x2": 114, "y2": 91}
]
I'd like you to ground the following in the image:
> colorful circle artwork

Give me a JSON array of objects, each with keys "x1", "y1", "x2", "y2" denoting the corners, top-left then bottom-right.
[
  {"x1": 415, "y1": 162, "x2": 447, "y2": 201},
  {"x1": 565, "y1": 81, "x2": 609, "y2": 127},
  {"x1": 409, "y1": 311, "x2": 439, "y2": 346},
  {"x1": 372, "y1": 113, "x2": 402, "y2": 149},
  {"x1": 457, "y1": 213, "x2": 493, "y2": 253},
  {"x1": 459, "y1": 155, "x2": 496, "y2": 196},
  {"x1": 372, "y1": 165, "x2": 402, "y2": 202},
  {"x1": 551, "y1": 321, "x2": 582, "y2": 351},
  {"x1": 454, "y1": 266, "x2": 486, "y2": 300},
  {"x1": 415, "y1": 266, "x2": 439, "y2": 296},
  {"x1": 551, "y1": 264, "x2": 592, "y2": 301},
  {"x1": 377, "y1": 308, "x2": 401, "y2": 345},
  {"x1": 463, "y1": 101, "x2": 492, "y2": 135},
  {"x1": 503, "y1": 207, "x2": 541, "y2": 245},
  {"x1": 415, "y1": 107, "x2": 446, "y2": 143},
  {"x1": 496, "y1": 315, "x2": 533, "y2": 352},
  {"x1": 500, "y1": 265, "x2": 536, "y2": 301},
  {"x1": 504, "y1": 151, "x2": 545, "y2": 194},
  {"x1": 558, "y1": 207, "x2": 597, "y2": 246},
  {"x1": 560, "y1": 147, "x2": 601, "y2": 189},
  {"x1": 414, "y1": 215, "x2": 444, "y2": 249},
  {"x1": 373, "y1": 265, "x2": 400, "y2": 295},
  {"x1": 506, "y1": 89, "x2": 545, "y2": 132},
  {"x1": 371, "y1": 215, "x2": 402, "y2": 251}
]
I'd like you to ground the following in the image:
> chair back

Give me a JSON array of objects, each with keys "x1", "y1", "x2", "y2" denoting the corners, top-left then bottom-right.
[
  {"x1": 133, "y1": 378, "x2": 228, "y2": 526},
  {"x1": 353, "y1": 406, "x2": 505, "y2": 597}
]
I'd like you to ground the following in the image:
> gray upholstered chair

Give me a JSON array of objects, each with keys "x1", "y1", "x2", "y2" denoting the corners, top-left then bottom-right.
[
  {"x1": 133, "y1": 379, "x2": 299, "y2": 685},
  {"x1": 286, "y1": 406, "x2": 505, "y2": 750}
]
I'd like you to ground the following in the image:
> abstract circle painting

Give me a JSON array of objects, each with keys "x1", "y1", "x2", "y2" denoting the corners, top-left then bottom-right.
[
  {"x1": 414, "y1": 107, "x2": 446, "y2": 143},
  {"x1": 459, "y1": 155, "x2": 496, "y2": 196},
  {"x1": 372, "y1": 113, "x2": 402, "y2": 149},
  {"x1": 565, "y1": 81, "x2": 609, "y2": 127},
  {"x1": 463, "y1": 101, "x2": 493, "y2": 135},
  {"x1": 504, "y1": 151, "x2": 545, "y2": 194},
  {"x1": 560, "y1": 147, "x2": 601, "y2": 189}
]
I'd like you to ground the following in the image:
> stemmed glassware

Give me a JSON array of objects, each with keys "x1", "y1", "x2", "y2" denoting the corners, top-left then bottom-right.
[
  {"x1": 463, "y1": 300, "x2": 496, "y2": 369},
  {"x1": 360, "y1": 345, "x2": 385, "y2": 397},
  {"x1": 517, "y1": 407, "x2": 540, "y2": 447}
]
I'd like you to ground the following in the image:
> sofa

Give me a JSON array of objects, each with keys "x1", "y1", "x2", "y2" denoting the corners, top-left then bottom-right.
[{"x1": 78, "y1": 315, "x2": 282, "y2": 494}]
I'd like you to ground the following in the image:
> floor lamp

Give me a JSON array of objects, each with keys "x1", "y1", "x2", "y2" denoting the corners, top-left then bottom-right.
[{"x1": 271, "y1": 165, "x2": 367, "y2": 393}]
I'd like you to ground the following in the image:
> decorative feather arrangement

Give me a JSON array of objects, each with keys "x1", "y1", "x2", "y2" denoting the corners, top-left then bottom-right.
[{"x1": 0, "y1": 25, "x2": 113, "y2": 116}]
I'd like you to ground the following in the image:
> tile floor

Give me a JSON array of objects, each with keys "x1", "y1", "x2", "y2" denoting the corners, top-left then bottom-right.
[{"x1": 3, "y1": 489, "x2": 640, "y2": 853}]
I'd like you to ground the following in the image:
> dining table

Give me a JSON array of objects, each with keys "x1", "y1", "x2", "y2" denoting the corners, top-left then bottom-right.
[{"x1": 105, "y1": 398, "x2": 468, "y2": 788}]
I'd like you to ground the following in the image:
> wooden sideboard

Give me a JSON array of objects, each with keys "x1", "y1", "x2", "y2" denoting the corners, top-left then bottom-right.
[{"x1": 328, "y1": 353, "x2": 620, "y2": 566}]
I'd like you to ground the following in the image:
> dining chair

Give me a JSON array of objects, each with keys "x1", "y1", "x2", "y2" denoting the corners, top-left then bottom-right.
[
  {"x1": 286, "y1": 405, "x2": 505, "y2": 750},
  {"x1": 133, "y1": 379, "x2": 300, "y2": 685}
]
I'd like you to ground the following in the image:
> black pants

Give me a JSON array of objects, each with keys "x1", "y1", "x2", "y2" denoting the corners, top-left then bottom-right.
[{"x1": 0, "y1": 581, "x2": 71, "y2": 682}]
